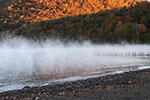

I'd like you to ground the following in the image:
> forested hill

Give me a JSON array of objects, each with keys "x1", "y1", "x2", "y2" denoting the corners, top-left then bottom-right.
[
  {"x1": 1, "y1": 0, "x2": 138, "y2": 26},
  {"x1": 0, "y1": 0, "x2": 150, "y2": 43}
]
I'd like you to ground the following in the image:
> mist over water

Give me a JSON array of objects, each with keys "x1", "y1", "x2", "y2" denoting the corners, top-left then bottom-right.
[{"x1": 0, "y1": 39, "x2": 150, "y2": 92}]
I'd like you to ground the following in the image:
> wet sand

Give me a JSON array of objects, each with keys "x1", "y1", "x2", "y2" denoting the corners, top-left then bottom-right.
[{"x1": 1, "y1": 68, "x2": 150, "y2": 100}]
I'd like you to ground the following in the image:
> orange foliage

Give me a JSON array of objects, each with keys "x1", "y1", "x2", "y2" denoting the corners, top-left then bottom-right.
[
  {"x1": 2, "y1": 0, "x2": 139, "y2": 24},
  {"x1": 7, "y1": 6, "x2": 12, "y2": 11},
  {"x1": 25, "y1": 2, "x2": 32, "y2": 6}
]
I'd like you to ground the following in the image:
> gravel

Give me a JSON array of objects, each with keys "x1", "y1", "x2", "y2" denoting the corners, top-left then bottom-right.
[{"x1": 1, "y1": 68, "x2": 150, "y2": 100}]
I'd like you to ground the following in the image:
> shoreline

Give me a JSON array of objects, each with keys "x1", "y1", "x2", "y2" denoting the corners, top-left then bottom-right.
[
  {"x1": 0, "y1": 65, "x2": 148, "y2": 93},
  {"x1": 1, "y1": 68, "x2": 150, "y2": 100}
]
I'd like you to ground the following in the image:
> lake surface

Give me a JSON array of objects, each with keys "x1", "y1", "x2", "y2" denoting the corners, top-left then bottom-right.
[{"x1": 0, "y1": 41, "x2": 150, "y2": 92}]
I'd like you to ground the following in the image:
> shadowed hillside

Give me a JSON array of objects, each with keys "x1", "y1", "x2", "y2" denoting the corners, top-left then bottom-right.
[
  {"x1": 0, "y1": 0, "x2": 12, "y2": 10},
  {"x1": 0, "y1": 0, "x2": 150, "y2": 43}
]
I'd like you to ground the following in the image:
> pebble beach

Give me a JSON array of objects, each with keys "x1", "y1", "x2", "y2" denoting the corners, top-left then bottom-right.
[{"x1": 0, "y1": 68, "x2": 150, "y2": 100}]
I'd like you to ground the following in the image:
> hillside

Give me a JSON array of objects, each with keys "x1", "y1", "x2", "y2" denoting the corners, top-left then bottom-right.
[
  {"x1": 0, "y1": 0, "x2": 150, "y2": 43},
  {"x1": 0, "y1": 0, "x2": 12, "y2": 9},
  {"x1": 0, "y1": 0, "x2": 137, "y2": 25}
]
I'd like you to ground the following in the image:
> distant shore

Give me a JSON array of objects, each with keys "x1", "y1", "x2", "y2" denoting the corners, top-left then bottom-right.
[{"x1": 1, "y1": 68, "x2": 150, "y2": 100}]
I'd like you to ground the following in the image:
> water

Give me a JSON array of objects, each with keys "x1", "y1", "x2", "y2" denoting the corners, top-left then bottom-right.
[{"x1": 0, "y1": 39, "x2": 150, "y2": 92}]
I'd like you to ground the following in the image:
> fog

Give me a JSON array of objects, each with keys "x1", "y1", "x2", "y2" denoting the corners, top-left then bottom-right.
[{"x1": 0, "y1": 39, "x2": 150, "y2": 92}]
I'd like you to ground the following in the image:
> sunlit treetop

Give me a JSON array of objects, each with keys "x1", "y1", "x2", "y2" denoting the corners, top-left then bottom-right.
[{"x1": 1, "y1": 0, "x2": 139, "y2": 25}]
